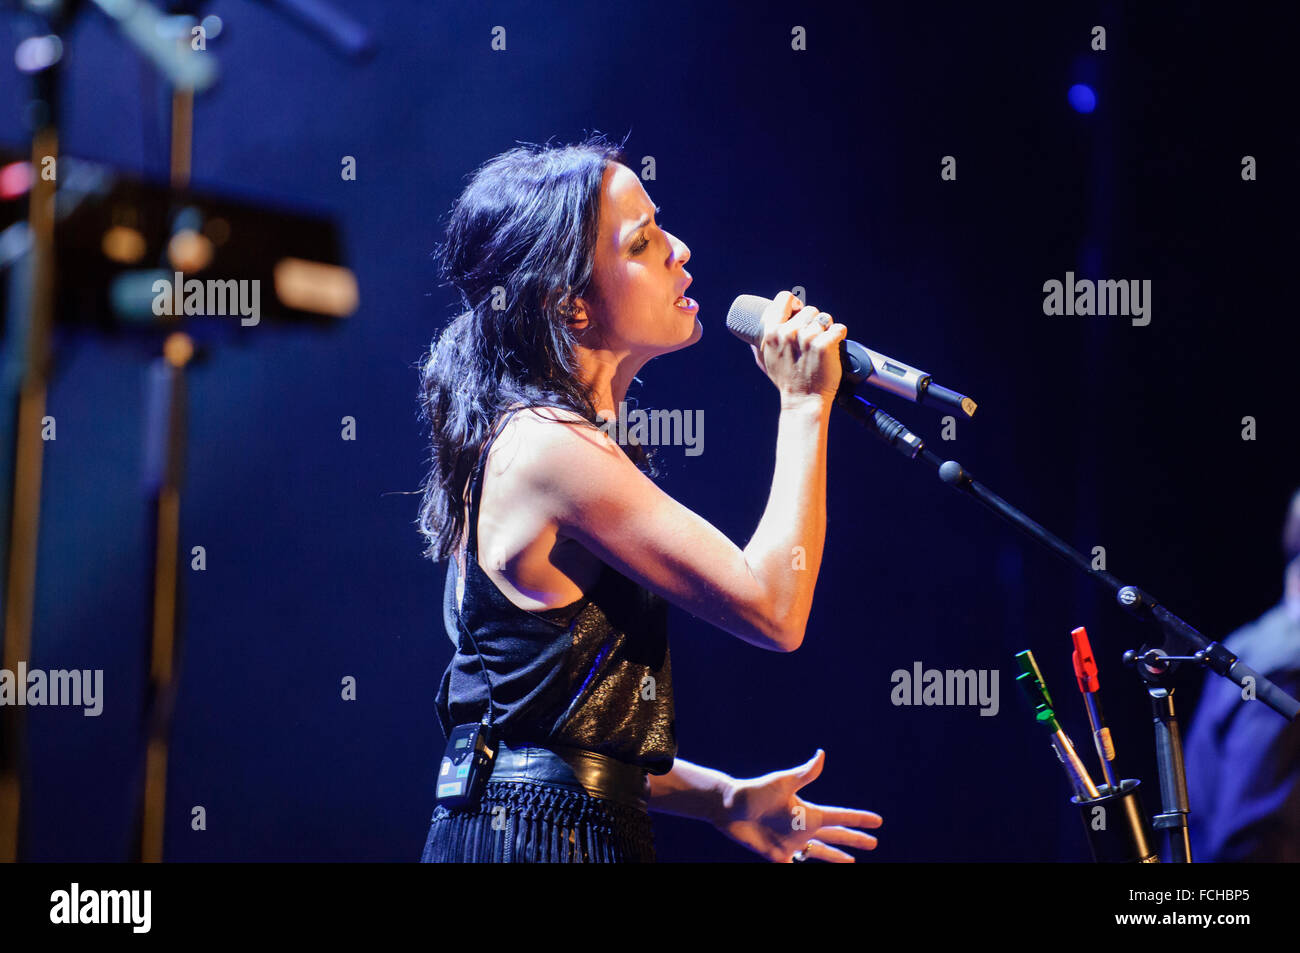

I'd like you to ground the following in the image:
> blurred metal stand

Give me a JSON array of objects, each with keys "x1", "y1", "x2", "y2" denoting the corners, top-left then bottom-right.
[
  {"x1": 134, "y1": 19, "x2": 200, "y2": 864},
  {"x1": 0, "y1": 0, "x2": 217, "y2": 862},
  {"x1": 0, "y1": 14, "x2": 61, "y2": 868},
  {"x1": 0, "y1": 0, "x2": 360, "y2": 863},
  {"x1": 130, "y1": 0, "x2": 364, "y2": 863},
  {"x1": 136, "y1": 331, "x2": 191, "y2": 862}
]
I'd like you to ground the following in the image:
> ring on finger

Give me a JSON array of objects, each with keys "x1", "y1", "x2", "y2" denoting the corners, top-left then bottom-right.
[{"x1": 817, "y1": 314, "x2": 831, "y2": 329}]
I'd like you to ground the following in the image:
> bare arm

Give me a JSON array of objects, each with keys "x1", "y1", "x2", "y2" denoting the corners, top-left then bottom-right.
[
  {"x1": 742, "y1": 392, "x2": 831, "y2": 646},
  {"x1": 519, "y1": 293, "x2": 845, "y2": 652},
  {"x1": 646, "y1": 758, "x2": 735, "y2": 826},
  {"x1": 648, "y1": 752, "x2": 885, "y2": 863}
]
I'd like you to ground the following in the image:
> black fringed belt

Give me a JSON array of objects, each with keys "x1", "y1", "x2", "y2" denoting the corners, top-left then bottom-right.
[{"x1": 490, "y1": 741, "x2": 650, "y2": 811}]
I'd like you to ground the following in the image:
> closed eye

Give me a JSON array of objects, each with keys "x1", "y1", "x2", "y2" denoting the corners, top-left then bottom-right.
[
  {"x1": 631, "y1": 225, "x2": 663, "y2": 255},
  {"x1": 630, "y1": 207, "x2": 663, "y2": 255}
]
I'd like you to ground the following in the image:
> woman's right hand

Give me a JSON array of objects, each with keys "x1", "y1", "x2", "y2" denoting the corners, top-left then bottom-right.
[{"x1": 749, "y1": 290, "x2": 849, "y2": 403}]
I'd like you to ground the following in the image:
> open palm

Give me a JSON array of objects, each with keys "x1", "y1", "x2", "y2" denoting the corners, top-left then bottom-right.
[{"x1": 716, "y1": 750, "x2": 883, "y2": 863}]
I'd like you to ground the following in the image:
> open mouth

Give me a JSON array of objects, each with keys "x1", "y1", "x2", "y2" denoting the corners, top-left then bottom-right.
[{"x1": 673, "y1": 295, "x2": 699, "y2": 312}]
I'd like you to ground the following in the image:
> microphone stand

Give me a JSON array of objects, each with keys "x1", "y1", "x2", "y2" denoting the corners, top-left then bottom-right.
[{"x1": 836, "y1": 391, "x2": 1300, "y2": 861}]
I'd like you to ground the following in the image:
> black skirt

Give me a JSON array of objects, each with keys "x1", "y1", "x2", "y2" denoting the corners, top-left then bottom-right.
[{"x1": 420, "y1": 778, "x2": 657, "y2": 863}]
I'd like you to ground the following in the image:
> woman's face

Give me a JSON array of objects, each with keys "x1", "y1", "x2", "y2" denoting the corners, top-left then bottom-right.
[{"x1": 575, "y1": 161, "x2": 699, "y2": 355}]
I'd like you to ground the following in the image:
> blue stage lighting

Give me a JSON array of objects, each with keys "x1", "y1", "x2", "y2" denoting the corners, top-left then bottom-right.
[{"x1": 1068, "y1": 84, "x2": 1097, "y2": 113}]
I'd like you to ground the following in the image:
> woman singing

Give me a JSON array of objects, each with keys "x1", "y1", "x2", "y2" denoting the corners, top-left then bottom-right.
[{"x1": 417, "y1": 134, "x2": 883, "y2": 862}]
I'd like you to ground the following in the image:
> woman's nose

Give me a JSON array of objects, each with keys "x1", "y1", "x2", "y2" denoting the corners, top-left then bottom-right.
[{"x1": 668, "y1": 231, "x2": 690, "y2": 265}]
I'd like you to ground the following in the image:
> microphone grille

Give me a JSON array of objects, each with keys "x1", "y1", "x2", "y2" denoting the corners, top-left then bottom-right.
[{"x1": 725, "y1": 294, "x2": 772, "y2": 344}]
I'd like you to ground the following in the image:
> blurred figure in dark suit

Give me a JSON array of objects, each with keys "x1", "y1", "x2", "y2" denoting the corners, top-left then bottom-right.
[{"x1": 1185, "y1": 489, "x2": 1300, "y2": 861}]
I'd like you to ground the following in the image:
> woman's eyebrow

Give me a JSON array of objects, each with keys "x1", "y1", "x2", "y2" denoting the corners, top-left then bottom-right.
[{"x1": 623, "y1": 205, "x2": 662, "y2": 246}]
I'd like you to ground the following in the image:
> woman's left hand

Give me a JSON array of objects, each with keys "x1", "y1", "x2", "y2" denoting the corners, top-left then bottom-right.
[{"x1": 714, "y1": 749, "x2": 882, "y2": 862}]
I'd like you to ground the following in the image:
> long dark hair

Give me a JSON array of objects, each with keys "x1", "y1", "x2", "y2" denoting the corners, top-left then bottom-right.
[{"x1": 417, "y1": 133, "x2": 644, "y2": 562}]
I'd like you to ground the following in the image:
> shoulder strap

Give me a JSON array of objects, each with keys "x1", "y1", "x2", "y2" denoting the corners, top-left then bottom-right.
[{"x1": 465, "y1": 405, "x2": 529, "y2": 560}]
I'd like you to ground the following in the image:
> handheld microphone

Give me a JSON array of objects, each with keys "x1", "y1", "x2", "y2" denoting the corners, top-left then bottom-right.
[{"x1": 725, "y1": 293, "x2": 977, "y2": 419}]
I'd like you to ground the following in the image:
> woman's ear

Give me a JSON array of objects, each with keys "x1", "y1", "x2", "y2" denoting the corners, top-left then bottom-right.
[{"x1": 564, "y1": 295, "x2": 591, "y2": 332}]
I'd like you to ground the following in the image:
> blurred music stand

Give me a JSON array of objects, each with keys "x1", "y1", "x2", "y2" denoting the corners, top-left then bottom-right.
[{"x1": 0, "y1": 0, "x2": 362, "y2": 862}]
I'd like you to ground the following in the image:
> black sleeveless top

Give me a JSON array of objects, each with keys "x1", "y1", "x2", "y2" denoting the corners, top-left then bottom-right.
[{"x1": 434, "y1": 408, "x2": 677, "y2": 775}]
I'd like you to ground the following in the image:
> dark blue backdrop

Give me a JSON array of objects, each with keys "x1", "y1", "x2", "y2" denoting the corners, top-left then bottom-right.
[{"x1": 3, "y1": 0, "x2": 1294, "y2": 861}]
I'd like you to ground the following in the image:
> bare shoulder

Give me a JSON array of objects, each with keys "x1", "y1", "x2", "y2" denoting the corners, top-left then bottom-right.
[
  {"x1": 475, "y1": 405, "x2": 611, "y2": 603},
  {"x1": 507, "y1": 404, "x2": 604, "y2": 440},
  {"x1": 487, "y1": 404, "x2": 643, "y2": 527},
  {"x1": 496, "y1": 405, "x2": 626, "y2": 476}
]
